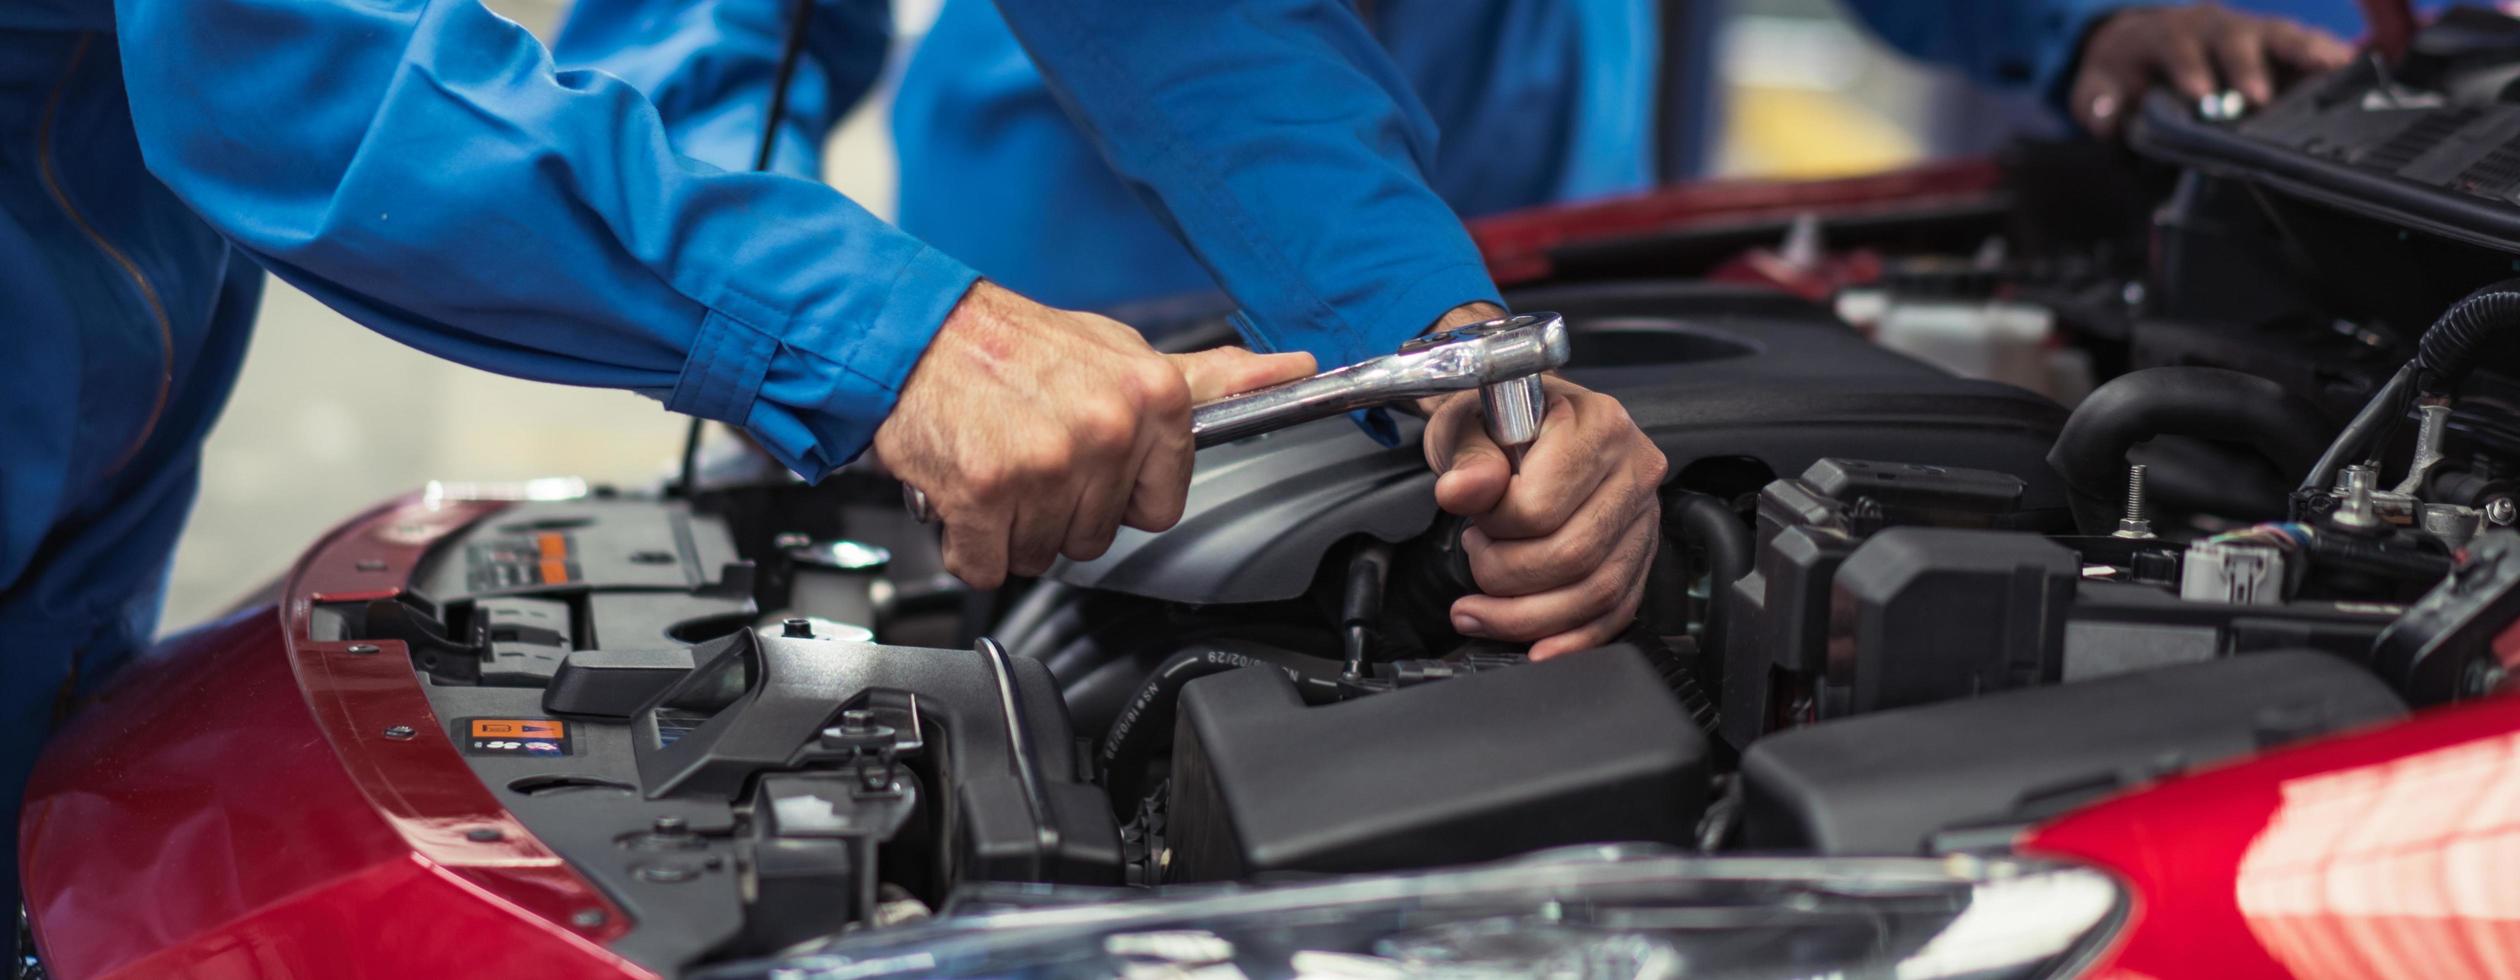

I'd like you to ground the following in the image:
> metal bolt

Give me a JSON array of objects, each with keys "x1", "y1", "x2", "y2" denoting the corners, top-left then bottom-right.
[
  {"x1": 635, "y1": 863, "x2": 699, "y2": 884},
  {"x1": 839, "y1": 708, "x2": 876, "y2": 732},
  {"x1": 570, "y1": 908, "x2": 608, "y2": 929},
  {"x1": 344, "y1": 643, "x2": 380, "y2": 656},
  {"x1": 2490, "y1": 498, "x2": 2517, "y2": 527},
  {"x1": 464, "y1": 826, "x2": 504, "y2": 843},
  {"x1": 2333, "y1": 464, "x2": 2384, "y2": 531},
  {"x1": 652, "y1": 816, "x2": 689, "y2": 836},
  {"x1": 383, "y1": 725, "x2": 416, "y2": 740},
  {"x1": 2113, "y1": 464, "x2": 2155, "y2": 539},
  {"x1": 783, "y1": 617, "x2": 814, "y2": 638},
  {"x1": 355, "y1": 559, "x2": 388, "y2": 572}
]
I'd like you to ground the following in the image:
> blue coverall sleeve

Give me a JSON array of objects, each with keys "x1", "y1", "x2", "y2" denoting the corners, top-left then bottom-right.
[
  {"x1": 1845, "y1": 0, "x2": 2141, "y2": 97},
  {"x1": 112, "y1": 0, "x2": 975, "y2": 480},
  {"x1": 550, "y1": 0, "x2": 890, "y2": 178},
  {"x1": 991, "y1": 0, "x2": 1505, "y2": 371}
]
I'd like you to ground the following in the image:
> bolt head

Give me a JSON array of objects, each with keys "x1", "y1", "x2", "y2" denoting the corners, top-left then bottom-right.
[
  {"x1": 464, "y1": 826, "x2": 504, "y2": 843},
  {"x1": 652, "y1": 816, "x2": 689, "y2": 835},
  {"x1": 2490, "y1": 498, "x2": 2517, "y2": 526},
  {"x1": 383, "y1": 725, "x2": 416, "y2": 740},
  {"x1": 782, "y1": 617, "x2": 814, "y2": 638},
  {"x1": 570, "y1": 908, "x2": 608, "y2": 929},
  {"x1": 355, "y1": 558, "x2": 388, "y2": 572},
  {"x1": 344, "y1": 643, "x2": 380, "y2": 655}
]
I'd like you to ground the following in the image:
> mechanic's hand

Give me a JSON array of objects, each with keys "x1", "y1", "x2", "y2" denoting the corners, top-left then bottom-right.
[
  {"x1": 2071, "y1": 3, "x2": 2354, "y2": 137},
  {"x1": 873, "y1": 280, "x2": 1314, "y2": 588},
  {"x1": 1419, "y1": 308, "x2": 1668, "y2": 660}
]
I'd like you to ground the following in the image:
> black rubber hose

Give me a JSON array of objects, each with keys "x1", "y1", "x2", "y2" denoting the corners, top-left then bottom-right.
[
  {"x1": 2046, "y1": 367, "x2": 2333, "y2": 533},
  {"x1": 1096, "y1": 641, "x2": 1347, "y2": 810},
  {"x1": 1663, "y1": 491, "x2": 1751, "y2": 660},
  {"x1": 2416, "y1": 279, "x2": 2520, "y2": 395}
]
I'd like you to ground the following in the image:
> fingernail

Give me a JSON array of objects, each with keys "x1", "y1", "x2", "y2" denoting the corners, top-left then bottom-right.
[{"x1": 1451, "y1": 611, "x2": 1484, "y2": 636}]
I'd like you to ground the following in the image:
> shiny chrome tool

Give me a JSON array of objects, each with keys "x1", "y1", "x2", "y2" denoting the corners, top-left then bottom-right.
[{"x1": 905, "y1": 311, "x2": 1570, "y2": 524}]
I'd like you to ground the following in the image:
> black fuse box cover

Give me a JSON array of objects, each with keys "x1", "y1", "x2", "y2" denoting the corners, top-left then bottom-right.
[
  {"x1": 1165, "y1": 645, "x2": 1707, "y2": 882},
  {"x1": 1740, "y1": 650, "x2": 2407, "y2": 855}
]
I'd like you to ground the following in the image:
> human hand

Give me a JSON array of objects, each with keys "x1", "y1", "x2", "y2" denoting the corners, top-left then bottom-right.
[
  {"x1": 873, "y1": 280, "x2": 1314, "y2": 587},
  {"x1": 2071, "y1": 3, "x2": 2354, "y2": 137},
  {"x1": 1417, "y1": 308, "x2": 1668, "y2": 659}
]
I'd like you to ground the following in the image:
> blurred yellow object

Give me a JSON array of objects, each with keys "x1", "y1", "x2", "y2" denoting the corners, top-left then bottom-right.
[{"x1": 1719, "y1": 86, "x2": 1923, "y2": 179}]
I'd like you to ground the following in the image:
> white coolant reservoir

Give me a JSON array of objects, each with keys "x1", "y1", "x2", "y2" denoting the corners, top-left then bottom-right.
[{"x1": 1873, "y1": 299, "x2": 2051, "y2": 390}]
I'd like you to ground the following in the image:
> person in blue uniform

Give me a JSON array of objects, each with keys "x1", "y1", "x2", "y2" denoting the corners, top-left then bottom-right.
[
  {"x1": 895, "y1": 0, "x2": 2365, "y2": 314},
  {"x1": 0, "y1": 0, "x2": 1670, "y2": 915}
]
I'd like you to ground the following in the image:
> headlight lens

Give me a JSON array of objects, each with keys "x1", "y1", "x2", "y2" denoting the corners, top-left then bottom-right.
[{"x1": 702, "y1": 846, "x2": 2123, "y2": 979}]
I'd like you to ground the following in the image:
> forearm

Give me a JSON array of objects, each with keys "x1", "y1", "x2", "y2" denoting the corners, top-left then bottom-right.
[{"x1": 117, "y1": 0, "x2": 972, "y2": 479}]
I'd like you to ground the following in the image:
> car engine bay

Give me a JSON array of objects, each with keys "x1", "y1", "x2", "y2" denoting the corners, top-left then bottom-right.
[{"x1": 215, "y1": 16, "x2": 2520, "y2": 978}]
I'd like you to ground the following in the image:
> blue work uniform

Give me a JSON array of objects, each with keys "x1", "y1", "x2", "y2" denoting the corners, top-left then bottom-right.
[
  {"x1": 0, "y1": 0, "x2": 1498, "y2": 908},
  {"x1": 895, "y1": 0, "x2": 2372, "y2": 314}
]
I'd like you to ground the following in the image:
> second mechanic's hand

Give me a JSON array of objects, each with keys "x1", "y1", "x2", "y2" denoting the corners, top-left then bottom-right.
[
  {"x1": 1418, "y1": 313, "x2": 1667, "y2": 660},
  {"x1": 2071, "y1": 4, "x2": 2353, "y2": 137},
  {"x1": 873, "y1": 281, "x2": 1313, "y2": 588}
]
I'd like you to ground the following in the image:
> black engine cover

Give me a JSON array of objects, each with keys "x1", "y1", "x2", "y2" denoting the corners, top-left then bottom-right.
[{"x1": 1050, "y1": 282, "x2": 2072, "y2": 604}]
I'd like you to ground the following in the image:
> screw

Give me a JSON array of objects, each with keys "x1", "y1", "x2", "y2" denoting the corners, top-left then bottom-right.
[
  {"x1": 2490, "y1": 498, "x2": 2517, "y2": 527},
  {"x1": 2114, "y1": 464, "x2": 2155, "y2": 539},
  {"x1": 570, "y1": 908, "x2": 608, "y2": 929},
  {"x1": 635, "y1": 863, "x2": 699, "y2": 884},
  {"x1": 652, "y1": 816, "x2": 689, "y2": 835},
  {"x1": 464, "y1": 826, "x2": 504, "y2": 843},
  {"x1": 783, "y1": 617, "x2": 813, "y2": 638},
  {"x1": 355, "y1": 559, "x2": 388, "y2": 571},
  {"x1": 344, "y1": 643, "x2": 380, "y2": 655},
  {"x1": 383, "y1": 725, "x2": 416, "y2": 740},
  {"x1": 839, "y1": 708, "x2": 876, "y2": 732}
]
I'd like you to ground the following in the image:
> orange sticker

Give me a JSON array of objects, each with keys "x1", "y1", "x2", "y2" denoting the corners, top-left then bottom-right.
[{"x1": 471, "y1": 718, "x2": 564, "y2": 739}]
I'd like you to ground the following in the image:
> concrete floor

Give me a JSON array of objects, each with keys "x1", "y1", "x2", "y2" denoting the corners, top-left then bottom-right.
[{"x1": 158, "y1": 0, "x2": 919, "y2": 630}]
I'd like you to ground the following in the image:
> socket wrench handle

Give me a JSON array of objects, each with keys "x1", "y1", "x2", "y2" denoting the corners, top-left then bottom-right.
[{"x1": 906, "y1": 311, "x2": 1568, "y2": 524}]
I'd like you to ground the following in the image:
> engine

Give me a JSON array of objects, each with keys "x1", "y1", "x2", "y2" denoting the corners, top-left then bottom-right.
[{"x1": 252, "y1": 17, "x2": 2520, "y2": 976}]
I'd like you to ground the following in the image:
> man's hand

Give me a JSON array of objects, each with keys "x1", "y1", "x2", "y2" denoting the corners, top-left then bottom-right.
[
  {"x1": 2071, "y1": 3, "x2": 2354, "y2": 137},
  {"x1": 874, "y1": 280, "x2": 1314, "y2": 588},
  {"x1": 1418, "y1": 305, "x2": 1668, "y2": 660}
]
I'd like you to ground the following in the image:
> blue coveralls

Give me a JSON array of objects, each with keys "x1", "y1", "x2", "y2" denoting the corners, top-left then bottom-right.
[
  {"x1": 895, "y1": 0, "x2": 2373, "y2": 313},
  {"x1": 0, "y1": 0, "x2": 1500, "y2": 905}
]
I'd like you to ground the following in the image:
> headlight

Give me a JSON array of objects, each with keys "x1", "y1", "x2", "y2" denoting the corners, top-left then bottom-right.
[{"x1": 702, "y1": 846, "x2": 2123, "y2": 979}]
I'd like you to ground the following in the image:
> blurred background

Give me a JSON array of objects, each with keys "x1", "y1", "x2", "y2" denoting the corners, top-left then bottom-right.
[{"x1": 160, "y1": 0, "x2": 2054, "y2": 630}]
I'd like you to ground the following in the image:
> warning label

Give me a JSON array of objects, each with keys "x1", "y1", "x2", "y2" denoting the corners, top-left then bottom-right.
[{"x1": 457, "y1": 717, "x2": 572, "y2": 757}]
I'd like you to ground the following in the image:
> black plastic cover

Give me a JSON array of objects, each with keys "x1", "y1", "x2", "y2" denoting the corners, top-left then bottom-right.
[
  {"x1": 1164, "y1": 645, "x2": 1706, "y2": 881},
  {"x1": 1828, "y1": 527, "x2": 2081, "y2": 716},
  {"x1": 1740, "y1": 650, "x2": 2407, "y2": 854}
]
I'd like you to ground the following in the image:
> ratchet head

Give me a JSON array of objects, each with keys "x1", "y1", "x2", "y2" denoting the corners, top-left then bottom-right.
[{"x1": 1399, "y1": 313, "x2": 1567, "y2": 470}]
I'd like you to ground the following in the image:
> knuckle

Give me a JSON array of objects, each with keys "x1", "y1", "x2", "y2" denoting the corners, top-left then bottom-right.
[
  {"x1": 1076, "y1": 398, "x2": 1136, "y2": 451},
  {"x1": 1130, "y1": 361, "x2": 1191, "y2": 414}
]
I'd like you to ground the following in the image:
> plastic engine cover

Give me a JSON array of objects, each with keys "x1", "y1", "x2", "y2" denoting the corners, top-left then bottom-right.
[{"x1": 1163, "y1": 645, "x2": 1708, "y2": 881}]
